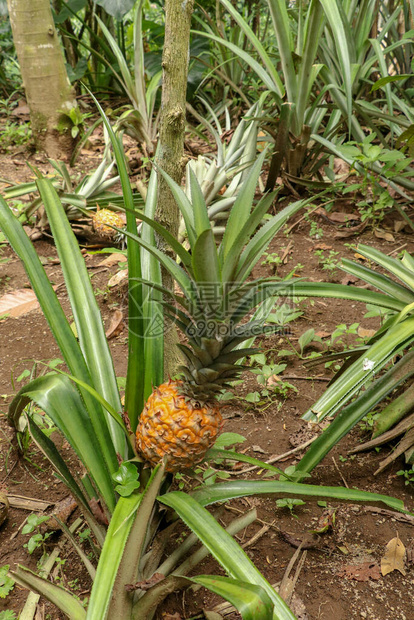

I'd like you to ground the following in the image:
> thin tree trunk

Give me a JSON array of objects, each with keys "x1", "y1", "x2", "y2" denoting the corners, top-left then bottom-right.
[
  {"x1": 7, "y1": 0, "x2": 77, "y2": 158},
  {"x1": 156, "y1": 0, "x2": 194, "y2": 378}
]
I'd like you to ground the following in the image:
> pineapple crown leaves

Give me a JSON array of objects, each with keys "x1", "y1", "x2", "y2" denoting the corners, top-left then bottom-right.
[
  {"x1": 124, "y1": 162, "x2": 318, "y2": 307},
  {"x1": 124, "y1": 162, "x2": 322, "y2": 383}
]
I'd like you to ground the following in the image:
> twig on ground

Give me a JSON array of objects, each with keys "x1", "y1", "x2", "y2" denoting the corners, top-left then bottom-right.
[
  {"x1": 280, "y1": 544, "x2": 307, "y2": 605},
  {"x1": 282, "y1": 375, "x2": 331, "y2": 382},
  {"x1": 280, "y1": 241, "x2": 293, "y2": 263},
  {"x1": 363, "y1": 506, "x2": 414, "y2": 525},
  {"x1": 388, "y1": 243, "x2": 407, "y2": 256},
  {"x1": 241, "y1": 523, "x2": 271, "y2": 549},
  {"x1": 331, "y1": 456, "x2": 349, "y2": 488}
]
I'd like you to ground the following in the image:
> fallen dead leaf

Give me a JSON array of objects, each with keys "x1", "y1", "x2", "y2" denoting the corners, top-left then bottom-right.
[
  {"x1": 313, "y1": 207, "x2": 360, "y2": 224},
  {"x1": 334, "y1": 221, "x2": 367, "y2": 238},
  {"x1": 334, "y1": 158, "x2": 350, "y2": 175},
  {"x1": 394, "y1": 220, "x2": 408, "y2": 233},
  {"x1": 88, "y1": 498, "x2": 109, "y2": 526},
  {"x1": 0, "y1": 288, "x2": 40, "y2": 318},
  {"x1": 98, "y1": 253, "x2": 127, "y2": 267},
  {"x1": 341, "y1": 274, "x2": 360, "y2": 286},
  {"x1": 313, "y1": 243, "x2": 333, "y2": 251},
  {"x1": 357, "y1": 326, "x2": 377, "y2": 339},
  {"x1": 315, "y1": 330, "x2": 331, "y2": 338},
  {"x1": 337, "y1": 561, "x2": 381, "y2": 582},
  {"x1": 268, "y1": 374, "x2": 282, "y2": 384},
  {"x1": 381, "y1": 534, "x2": 406, "y2": 576},
  {"x1": 279, "y1": 531, "x2": 321, "y2": 550},
  {"x1": 328, "y1": 212, "x2": 360, "y2": 223},
  {"x1": 11, "y1": 102, "x2": 30, "y2": 117},
  {"x1": 374, "y1": 228, "x2": 395, "y2": 243},
  {"x1": 105, "y1": 309, "x2": 124, "y2": 340},
  {"x1": 310, "y1": 508, "x2": 336, "y2": 534},
  {"x1": 108, "y1": 268, "x2": 128, "y2": 288},
  {"x1": 41, "y1": 496, "x2": 78, "y2": 532},
  {"x1": 252, "y1": 445, "x2": 266, "y2": 454}
]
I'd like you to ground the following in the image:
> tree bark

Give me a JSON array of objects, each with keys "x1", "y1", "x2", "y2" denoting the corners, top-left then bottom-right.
[
  {"x1": 7, "y1": 0, "x2": 77, "y2": 158},
  {"x1": 156, "y1": 0, "x2": 194, "y2": 378}
]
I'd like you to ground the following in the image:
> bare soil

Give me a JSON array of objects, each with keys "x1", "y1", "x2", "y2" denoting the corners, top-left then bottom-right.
[{"x1": 1, "y1": 142, "x2": 414, "y2": 620}]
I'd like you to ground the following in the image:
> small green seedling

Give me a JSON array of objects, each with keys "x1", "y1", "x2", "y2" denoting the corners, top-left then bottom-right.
[
  {"x1": 397, "y1": 467, "x2": 414, "y2": 486},
  {"x1": 314, "y1": 249, "x2": 340, "y2": 273},
  {"x1": 261, "y1": 251, "x2": 283, "y2": 271},
  {"x1": 0, "y1": 565, "x2": 14, "y2": 599},
  {"x1": 276, "y1": 498, "x2": 306, "y2": 518},
  {"x1": 0, "y1": 611, "x2": 17, "y2": 620},
  {"x1": 22, "y1": 514, "x2": 52, "y2": 556}
]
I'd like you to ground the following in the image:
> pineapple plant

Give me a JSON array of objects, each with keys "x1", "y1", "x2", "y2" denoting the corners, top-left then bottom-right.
[{"x1": 133, "y1": 154, "x2": 309, "y2": 472}]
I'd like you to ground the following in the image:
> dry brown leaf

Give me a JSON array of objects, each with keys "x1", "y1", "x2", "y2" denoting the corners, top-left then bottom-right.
[
  {"x1": 334, "y1": 158, "x2": 350, "y2": 175},
  {"x1": 311, "y1": 508, "x2": 336, "y2": 534},
  {"x1": 315, "y1": 330, "x2": 331, "y2": 338},
  {"x1": 98, "y1": 253, "x2": 127, "y2": 267},
  {"x1": 313, "y1": 243, "x2": 333, "y2": 251},
  {"x1": 374, "y1": 228, "x2": 395, "y2": 243},
  {"x1": 337, "y1": 561, "x2": 381, "y2": 582},
  {"x1": 268, "y1": 374, "x2": 282, "y2": 384},
  {"x1": 341, "y1": 274, "x2": 359, "y2": 286},
  {"x1": 108, "y1": 268, "x2": 128, "y2": 288},
  {"x1": 89, "y1": 498, "x2": 109, "y2": 525},
  {"x1": 42, "y1": 496, "x2": 77, "y2": 532},
  {"x1": 279, "y1": 531, "x2": 321, "y2": 550},
  {"x1": 0, "y1": 288, "x2": 40, "y2": 318},
  {"x1": 11, "y1": 102, "x2": 30, "y2": 117},
  {"x1": 381, "y1": 534, "x2": 406, "y2": 576},
  {"x1": 328, "y1": 212, "x2": 360, "y2": 223},
  {"x1": 357, "y1": 326, "x2": 377, "y2": 339},
  {"x1": 105, "y1": 309, "x2": 124, "y2": 340},
  {"x1": 394, "y1": 220, "x2": 407, "y2": 233},
  {"x1": 334, "y1": 221, "x2": 367, "y2": 238}
]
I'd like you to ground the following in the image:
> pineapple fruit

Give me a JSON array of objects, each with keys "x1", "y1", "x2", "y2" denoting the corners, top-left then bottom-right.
[
  {"x1": 136, "y1": 381, "x2": 223, "y2": 472},
  {"x1": 135, "y1": 156, "x2": 305, "y2": 473},
  {"x1": 92, "y1": 207, "x2": 125, "y2": 243}
]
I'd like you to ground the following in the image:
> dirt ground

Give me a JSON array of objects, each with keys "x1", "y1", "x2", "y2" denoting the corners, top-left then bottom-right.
[{"x1": 1, "y1": 140, "x2": 414, "y2": 620}]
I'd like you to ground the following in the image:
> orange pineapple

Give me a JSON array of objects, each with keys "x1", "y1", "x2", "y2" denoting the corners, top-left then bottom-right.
[{"x1": 136, "y1": 381, "x2": 223, "y2": 472}]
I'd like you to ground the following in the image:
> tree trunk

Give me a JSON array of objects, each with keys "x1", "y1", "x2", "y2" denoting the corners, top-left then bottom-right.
[
  {"x1": 7, "y1": 0, "x2": 77, "y2": 158},
  {"x1": 156, "y1": 0, "x2": 194, "y2": 378}
]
